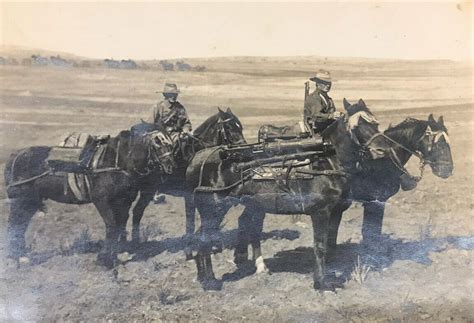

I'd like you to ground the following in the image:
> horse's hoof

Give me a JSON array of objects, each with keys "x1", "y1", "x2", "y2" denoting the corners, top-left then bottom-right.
[
  {"x1": 184, "y1": 250, "x2": 194, "y2": 261},
  {"x1": 18, "y1": 256, "x2": 30, "y2": 265},
  {"x1": 201, "y1": 278, "x2": 222, "y2": 291},
  {"x1": 153, "y1": 194, "x2": 166, "y2": 204},
  {"x1": 255, "y1": 256, "x2": 269, "y2": 274},
  {"x1": 313, "y1": 281, "x2": 336, "y2": 292},
  {"x1": 97, "y1": 253, "x2": 116, "y2": 269},
  {"x1": 211, "y1": 245, "x2": 223, "y2": 254}
]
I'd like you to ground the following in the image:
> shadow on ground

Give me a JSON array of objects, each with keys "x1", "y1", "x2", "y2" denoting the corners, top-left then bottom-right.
[
  {"x1": 222, "y1": 235, "x2": 474, "y2": 288},
  {"x1": 23, "y1": 228, "x2": 301, "y2": 266}
]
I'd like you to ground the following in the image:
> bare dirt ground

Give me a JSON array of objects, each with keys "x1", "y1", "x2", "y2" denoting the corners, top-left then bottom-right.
[{"x1": 0, "y1": 57, "x2": 473, "y2": 322}]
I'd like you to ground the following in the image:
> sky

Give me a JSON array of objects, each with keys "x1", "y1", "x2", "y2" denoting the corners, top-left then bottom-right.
[{"x1": 1, "y1": 1, "x2": 472, "y2": 61}]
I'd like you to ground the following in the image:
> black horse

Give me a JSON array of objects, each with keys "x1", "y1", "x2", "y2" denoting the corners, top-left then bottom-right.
[
  {"x1": 185, "y1": 123, "x2": 348, "y2": 291},
  {"x1": 130, "y1": 108, "x2": 246, "y2": 257},
  {"x1": 327, "y1": 99, "x2": 453, "y2": 250},
  {"x1": 4, "y1": 123, "x2": 175, "y2": 268},
  {"x1": 235, "y1": 99, "x2": 454, "y2": 277}
]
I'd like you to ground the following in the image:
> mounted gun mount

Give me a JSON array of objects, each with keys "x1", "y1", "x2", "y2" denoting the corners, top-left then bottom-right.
[{"x1": 219, "y1": 136, "x2": 335, "y2": 163}]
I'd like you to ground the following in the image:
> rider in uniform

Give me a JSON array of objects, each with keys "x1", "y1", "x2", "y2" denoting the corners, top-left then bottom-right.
[
  {"x1": 304, "y1": 70, "x2": 336, "y2": 134},
  {"x1": 152, "y1": 83, "x2": 192, "y2": 138},
  {"x1": 151, "y1": 83, "x2": 192, "y2": 203}
]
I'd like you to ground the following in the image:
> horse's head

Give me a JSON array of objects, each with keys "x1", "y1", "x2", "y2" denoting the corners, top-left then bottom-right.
[
  {"x1": 129, "y1": 122, "x2": 176, "y2": 175},
  {"x1": 342, "y1": 98, "x2": 381, "y2": 145},
  {"x1": 194, "y1": 107, "x2": 246, "y2": 146},
  {"x1": 217, "y1": 107, "x2": 246, "y2": 145},
  {"x1": 418, "y1": 114, "x2": 453, "y2": 179}
]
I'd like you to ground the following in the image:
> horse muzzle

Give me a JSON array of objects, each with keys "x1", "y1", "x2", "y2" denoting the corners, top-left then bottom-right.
[{"x1": 431, "y1": 162, "x2": 453, "y2": 179}]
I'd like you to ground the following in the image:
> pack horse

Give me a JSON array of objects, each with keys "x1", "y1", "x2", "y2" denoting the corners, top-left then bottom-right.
[{"x1": 4, "y1": 123, "x2": 175, "y2": 268}]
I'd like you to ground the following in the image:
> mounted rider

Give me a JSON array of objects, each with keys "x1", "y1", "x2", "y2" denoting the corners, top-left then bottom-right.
[
  {"x1": 304, "y1": 70, "x2": 336, "y2": 134},
  {"x1": 152, "y1": 83, "x2": 192, "y2": 138},
  {"x1": 150, "y1": 83, "x2": 192, "y2": 203}
]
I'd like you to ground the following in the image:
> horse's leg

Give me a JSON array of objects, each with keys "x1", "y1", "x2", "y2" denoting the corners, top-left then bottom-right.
[
  {"x1": 7, "y1": 198, "x2": 41, "y2": 260},
  {"x1": 234, "y1": 207, "x2": 250, "y2": 264},
  {"x1": 194, "y1": 194, "x2": 225, "y2": 291},
  {"x1": 249, "y1": 208, "x2": 267, "y2": 274},
  {"x1": 131, "y1": 190, "x2": 154, "y2": 244},
  {"x1": 327, "y1": 200, "x2": 351, "y2": 254},
  {"x1": 95, "y1": 198, "x2": 132, "y2": 268},
  {"x1": 183, "y1": 191, "x2": 196, "y2": 260},
  {"x1": 310, "y1": 207, "x2": 331, "y2": 291},
  {"x1": 361, "y1": 201, "x2": 385, "y2": 248}
]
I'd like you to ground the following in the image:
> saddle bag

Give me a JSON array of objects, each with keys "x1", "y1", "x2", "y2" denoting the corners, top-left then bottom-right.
[
  {"x1": 47, "y1": 133, "x2": 109, "y2": 173},
  {"x1": 47, "y1": 147, "x2": 86, "y2": 173}
]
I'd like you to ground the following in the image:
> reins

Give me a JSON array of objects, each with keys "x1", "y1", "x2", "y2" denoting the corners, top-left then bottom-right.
[{"x1": 361, "y1": 126, "x2": 435, "y2": 182}]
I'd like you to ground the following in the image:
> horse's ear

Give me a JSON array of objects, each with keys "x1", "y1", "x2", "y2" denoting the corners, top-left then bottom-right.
[
  {"x1": 217, "y1": 107, "x2": 224, "y2": 113},
  {"x1": 438, "y1": 115, "x2": 444, "y2": 126},
  {"x1": 428, "y1": 113, "x2": 435, "y2": 123},
  {"x1": 226, "y1": 107, "x2": 232, "y2": 113},
  {"x1": 343, "y1": 98, "x2": 350, "y2": 110},
  {"x1": 358, "y1": 98, "x2": 366, "y2": 107}
]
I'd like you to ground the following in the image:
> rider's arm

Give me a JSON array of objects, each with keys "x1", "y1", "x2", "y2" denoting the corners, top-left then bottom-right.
[{"x1": 176, "y1": 107, "x2": 192, "y2": 133}]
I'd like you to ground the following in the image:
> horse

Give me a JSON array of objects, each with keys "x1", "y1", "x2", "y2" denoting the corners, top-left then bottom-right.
[
  {"x1": 185, "y1": 122, "x2": 349, "y2": 291},
  {"x1": 327, "y1": 99, "x2": 453, "y2": 250},
  {"x1": 130, "y1": 107, "x2": 246, "y2": 259},
  {"x1": 235, "y1": 99, "x2": 454, "y2": 277},
  {"x1": 4, "y1": 123, "x2": 175, "y2": 268}
]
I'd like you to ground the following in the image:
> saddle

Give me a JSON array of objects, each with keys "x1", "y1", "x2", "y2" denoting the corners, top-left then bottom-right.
[
  {"x1": 47, "y1": 132, "x2": 110, "y2": 173},
  {"x1": 258, "y1": 121, "x2": 310, "y2": 143}
]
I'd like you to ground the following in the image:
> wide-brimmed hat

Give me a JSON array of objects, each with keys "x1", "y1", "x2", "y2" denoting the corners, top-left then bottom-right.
[
  {"x1": 310, "y1": 70, "x2": 332, "y2": 83},
  {"x1": 157, "y1": 83, "x2": 180, "y2": 94}
]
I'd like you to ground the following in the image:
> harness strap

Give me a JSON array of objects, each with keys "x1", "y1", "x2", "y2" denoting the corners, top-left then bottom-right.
[
  {"x1": 364, "y1": 132, "x2": 425, "y2": 161},
  {"x1": 194, "y1": 172, "x2": 254, "y2": 193},
  {"x1": 197, "y1": 146, "x2": 222, "y2": 189},
  {"x1": 6, "y1": 170, "x2": 51, "y2": 189},
  {"x1": 295, "y1": 169, "x2": 347, "y2": 176}
]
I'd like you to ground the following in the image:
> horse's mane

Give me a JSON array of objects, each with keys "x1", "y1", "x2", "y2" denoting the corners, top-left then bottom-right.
[
  {"x1": 384, "y1": 118, "x2": 421, "y2": 135},
  {"x1": 193, "y1": 113, "x2": 221, "y2": 138}
]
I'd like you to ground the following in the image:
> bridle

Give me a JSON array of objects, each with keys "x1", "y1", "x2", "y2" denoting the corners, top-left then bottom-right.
[
  {"x1": 131, "y1": 130, "x2": 174, "y2": 176},
  {"x1": 217, "y1": 117, "x2": 234, "y2": 145},
  {"x1": 363, "y1": 125, "x2": 450, "y2": 182}
]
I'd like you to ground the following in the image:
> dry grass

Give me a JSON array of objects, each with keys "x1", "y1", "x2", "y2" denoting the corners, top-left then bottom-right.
[{"x1": 350, "y1": 256, "x2": 371, "y2": 285}]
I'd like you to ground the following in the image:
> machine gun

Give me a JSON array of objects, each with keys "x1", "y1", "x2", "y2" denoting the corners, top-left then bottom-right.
[{"x1": 219, "y1": 136, "x2": 334, "y2": 163}]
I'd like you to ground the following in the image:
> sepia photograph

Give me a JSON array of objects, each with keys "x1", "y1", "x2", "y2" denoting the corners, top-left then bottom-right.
[{"x1": 0, "y1": 1, "x2": 472, "y2": 321}]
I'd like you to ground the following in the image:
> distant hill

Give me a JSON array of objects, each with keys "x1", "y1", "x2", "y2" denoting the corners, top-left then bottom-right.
[
  {"x1": 0, "y1": 45, "x2": 471, "y2": 77},
  {"x1": 0, "y1": 45, "x2": 90, "y2": 61}
]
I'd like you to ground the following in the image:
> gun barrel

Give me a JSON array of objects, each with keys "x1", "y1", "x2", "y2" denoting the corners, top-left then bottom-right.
[{"x1": 220, "y1": 137, "x2": 331, "y2": 161}]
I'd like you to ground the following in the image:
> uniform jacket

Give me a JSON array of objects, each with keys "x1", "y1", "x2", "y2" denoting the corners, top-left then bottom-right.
[
  {"x1": 151, "y1": 100, "x2": 192, "y2": 133},
  {"x1": 304, "y1": 89, "x2": 335, "y2": 124}
]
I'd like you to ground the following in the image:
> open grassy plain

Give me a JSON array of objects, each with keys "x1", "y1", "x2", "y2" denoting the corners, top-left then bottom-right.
[{"x1": 0, "y1": 56, "x2": 473, "y2": 321}]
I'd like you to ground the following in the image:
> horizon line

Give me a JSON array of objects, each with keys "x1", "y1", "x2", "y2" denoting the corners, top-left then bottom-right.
[{"x1": 0, "y1": 44, "x2": 471, "y2": 64}]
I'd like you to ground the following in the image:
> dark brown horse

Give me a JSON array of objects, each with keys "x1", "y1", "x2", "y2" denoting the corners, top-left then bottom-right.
[
  {"x1": 130, "y1": 108, "x2": 246, "y2": 259},
  {"x1": 327, "y1": 100, "x2": 453, "y2": 250},
  {"x1": 185, "y1": 123, "x2": 348, "y2": 291},
  {"x1": 235, "y1": 100, "x2": 454, "y2": 278},
  {"x1": 4, "y1": 123, "x2": 175, "y2": 268}
]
